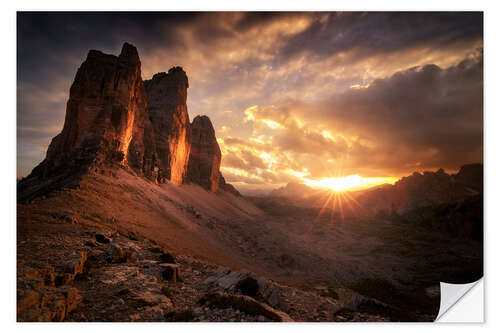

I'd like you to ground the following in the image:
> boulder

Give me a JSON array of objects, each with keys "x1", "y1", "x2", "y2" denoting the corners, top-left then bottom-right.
[
  {"x1": 203, "y1": 268, "x2": 286, "y2": 311},
  {"x1": 203, "y1": 268, "x2": 251, "y2": 291}
]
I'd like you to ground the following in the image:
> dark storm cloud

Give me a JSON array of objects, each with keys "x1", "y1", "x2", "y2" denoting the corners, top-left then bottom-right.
[
  {"x1": 279, "y1": 12, "x2": 483, "y2": 64},
  {"x1": 234, "y1": 12, "x2": 306, "y2": 31},
  {"x1": 17, "y1": 12, "x2": 201, "y2": 85}
]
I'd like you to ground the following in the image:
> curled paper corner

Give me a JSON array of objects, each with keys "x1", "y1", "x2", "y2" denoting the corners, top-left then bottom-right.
[{"x1": 435, "y1": 278, "x2": 483, "y2": 322}]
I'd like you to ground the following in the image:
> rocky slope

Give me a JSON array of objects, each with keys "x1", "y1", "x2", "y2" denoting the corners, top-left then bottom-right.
[
  {"x1": 17, "y1": 169, "x2": 402, "y2": 322},
  {"x1": 17, "y1": 169, "x2": 482, "y2": 322}
]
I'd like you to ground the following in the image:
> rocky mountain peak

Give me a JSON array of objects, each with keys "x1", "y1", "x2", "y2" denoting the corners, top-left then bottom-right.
[
  {"x1": 18, "y1": 43, "x2": 239, "y2": 201},
  {"x1": 150, "y1": 67, "x2": 188, "y2": 88},
  {"x1": 187, "y1": 115, "x2": 222, "y2": 192},
  {"x1": 118, "y1": 42, "x2": 140, "y2": 64},
  {"x1": 144, "y1": 66, "x2": 191, "y2": 185},
  {"x1": 18, "y1": 43, "x2": 158, "y2": 201},
  {"x1": 32, "y1": 43, "x2": 155, "y2": 174},
  {"x1": 191, "y1": 115, "x2": 216, "y2": 135},
  {"x1": 168, "y1": 66, "x2": 189, "y2": 88}
]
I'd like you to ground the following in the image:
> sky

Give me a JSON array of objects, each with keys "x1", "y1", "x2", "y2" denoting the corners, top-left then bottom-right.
[{"x1": 17, "y1": 12, "x2": 483, "y2": 193}]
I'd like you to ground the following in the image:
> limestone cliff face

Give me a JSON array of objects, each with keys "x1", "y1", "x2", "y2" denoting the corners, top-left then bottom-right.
[
  {"x1": 144, "y1": 68, "x2": 191, "y2": 185},
  {"x1": 187, "y1": 116, "x2": 222, "y2": 192},
  {"x1": 31, "y1": 42, "x2": 159, "y2": 180}
]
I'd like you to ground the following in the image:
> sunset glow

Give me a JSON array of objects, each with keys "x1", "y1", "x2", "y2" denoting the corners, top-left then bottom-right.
[
  {"x1": 17, "y1": 12, "x2": 483, "y2": 196},
  {"x1": 304, "y1": 175, "x2": 398, "y2": 192}
]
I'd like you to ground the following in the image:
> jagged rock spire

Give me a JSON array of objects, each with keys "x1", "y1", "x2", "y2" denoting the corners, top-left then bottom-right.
[
  {"x1": 25, "y1": 42, "x2": 159, "y2": 182},
  {"x1": 19, "y1": 43, "x2": 240, "y2": 201},
  {"x1": 186, "y1": 115, "x2": 222, "y2": 192},
  {"x1": 144, "y1": 66, "x2": 191, "y2": 185}
]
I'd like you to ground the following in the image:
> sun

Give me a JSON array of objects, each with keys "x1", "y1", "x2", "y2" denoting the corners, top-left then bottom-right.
[{"x1": 304, "y1": 175, "x2": 397, "y2": 192}]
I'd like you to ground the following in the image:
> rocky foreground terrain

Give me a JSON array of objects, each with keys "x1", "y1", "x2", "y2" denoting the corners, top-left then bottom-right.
[
  {"x1": 18, "y1": 184, "x2": 397, "y2": 322},
  {"x1": 17, "y1": 166, "x2": 483, "y2": 322}
]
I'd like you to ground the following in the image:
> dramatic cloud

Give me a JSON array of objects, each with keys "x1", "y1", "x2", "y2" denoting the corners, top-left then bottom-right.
[
  {"x1": 225, "y1": 51, "x2": 483, "y2": 187},
  {"x1": 17, "y1": 12, "x2": 483, "y2": 192}
]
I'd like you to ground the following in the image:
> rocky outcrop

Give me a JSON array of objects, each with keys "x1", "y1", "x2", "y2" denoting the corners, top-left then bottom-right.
[
  {"x1": 23, "y1": 43, "x2": 159, "y2": 184},
  {"x1": 185, "y1": 115, "x2": 240, "y2": 194},
  {"x1": 203, "y1": 268, "x2": 290, "y2": 313},
  {"x1": 187, "y1": 116, "x2": 222, "y2": 192},
  {"x1": 144, "y1": 68, "x2": 191, "y2": 185},
  {"x1": 18, "y1": 42, "x2": 240, "y2": 200}
]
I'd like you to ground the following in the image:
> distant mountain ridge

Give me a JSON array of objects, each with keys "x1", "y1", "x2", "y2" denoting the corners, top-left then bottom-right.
[
  {"x1": 268, "y1": 164, "x2": 483, "y2": 216},
  {"x1": 357, "y1": 164, "x2": 482, "y2": 214}
]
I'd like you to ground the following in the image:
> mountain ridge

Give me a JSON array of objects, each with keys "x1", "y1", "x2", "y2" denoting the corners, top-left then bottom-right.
[{"x1": 268, "y1": 164, "x2": 482, "y2": 216}]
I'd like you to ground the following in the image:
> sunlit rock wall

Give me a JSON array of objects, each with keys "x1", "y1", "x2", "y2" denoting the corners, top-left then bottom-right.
[{"x1": 144, "y1": 67, "x2": 191, "y2": 185}]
